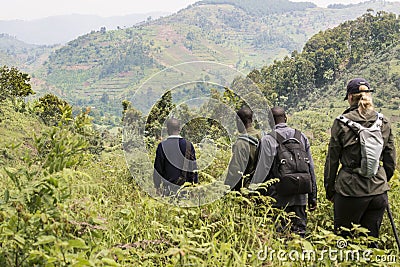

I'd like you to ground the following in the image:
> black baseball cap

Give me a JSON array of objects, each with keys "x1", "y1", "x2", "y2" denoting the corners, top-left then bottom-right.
[{"x1": 344, "y1": 78, "x2": 374, "y2": 100}]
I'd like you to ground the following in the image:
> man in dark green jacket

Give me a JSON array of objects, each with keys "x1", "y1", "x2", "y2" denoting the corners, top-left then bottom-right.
[
  {"x1": 224, "y1": 106, "x2": 261, "y2": 191},
  {"x1": 324, "y1": 78, "x2": 396, "y2": 241}
]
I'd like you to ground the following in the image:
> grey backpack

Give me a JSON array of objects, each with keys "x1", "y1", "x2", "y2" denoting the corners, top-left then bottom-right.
[{"x1": 336, "y1": 112, "x2": 384, "y2": 178}]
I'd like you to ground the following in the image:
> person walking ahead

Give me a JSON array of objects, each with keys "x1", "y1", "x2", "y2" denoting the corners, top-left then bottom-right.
[
  {"x1": 153, "y1": 118, "x2": 198, "y2": 195},
  {"x1": 253, "y1": 107, "x2": 317, "y2": 237},
  {"x1": 324, "y1": 78, "x2": 396, "y2": 241},
  {"x1": 224, "y1": 106, "x2": 262, "y2": 191}
]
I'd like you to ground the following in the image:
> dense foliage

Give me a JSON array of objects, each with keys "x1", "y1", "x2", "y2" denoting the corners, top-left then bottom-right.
[
  {"x1": 1, "y1": 7, "x2": 400, "y2": 266},
  {"x1": 1, "y1": 81, "x2": 399, "y2": 266},
  {"x1": 0, "y1": 65, "x2": 34, "y2": 102},
  {"x1": 248, "y1": 11, "x2": 400, "y2": 110},
  {"x1": 33, "y1": 94, "x2": 72, "y2": 126}
]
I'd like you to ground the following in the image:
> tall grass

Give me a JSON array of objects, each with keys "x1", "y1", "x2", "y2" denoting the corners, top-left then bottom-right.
[{"x1": 0, "y1": 104, "x2": 399, "y2": 266}]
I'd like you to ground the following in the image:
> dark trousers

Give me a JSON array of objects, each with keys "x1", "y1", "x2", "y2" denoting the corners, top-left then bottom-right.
[
  {"x1": 334, "y1": 192, "x2": 388, "y2": 238},
  {"x1": 276, "y1": 205, "x2": 307, "y2": 237}
]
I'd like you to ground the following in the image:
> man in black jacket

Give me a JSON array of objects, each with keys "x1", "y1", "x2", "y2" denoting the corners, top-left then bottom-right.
[{"x1": 153, "y1": 118, "x2": 198, "y2": 195}]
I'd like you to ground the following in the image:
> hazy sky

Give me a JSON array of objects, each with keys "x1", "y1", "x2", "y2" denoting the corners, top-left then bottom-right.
[{"x1": 0, "y1": 0, "x2": 396, "y2": 20}]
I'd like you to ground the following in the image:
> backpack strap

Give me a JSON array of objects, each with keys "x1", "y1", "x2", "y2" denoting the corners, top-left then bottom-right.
[
  {"x1": 336, "y1": 115, "x2": 363, "y2": 133},
  {"x1": 269, "y1": 130, "x2": 285, "y2": 145},
  {"x1": 337, "y1": 112, "x2": 384, "y2": 132},
  {"x1": 270, "y1": 129, "x2": 303, "y2": 144},
  {"x1": 293, "y1": 129, "x2": 302, "y2": 142},
  {"x1": 238, "y1": 134, "x2": 259, "y2": 147}
]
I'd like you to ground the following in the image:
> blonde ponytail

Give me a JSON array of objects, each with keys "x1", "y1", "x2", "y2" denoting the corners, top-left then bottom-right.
[{"x1": 350, "y1": 92, "x2": 374, "y2": 114}]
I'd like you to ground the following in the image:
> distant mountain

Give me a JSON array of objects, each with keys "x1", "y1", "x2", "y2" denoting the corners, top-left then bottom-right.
[
  {"x1": 3, "y1": 0, "x2": 400, "y2": 125},
  {"x1": 0, "y1": 12, "x2": 170, "y2": 45},
  {"x1": 0, "y1": 34, "x2": 53, "y2": 69}
]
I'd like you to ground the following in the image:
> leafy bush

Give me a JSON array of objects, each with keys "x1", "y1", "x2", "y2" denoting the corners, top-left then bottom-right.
[
  {"x1": 0, "y1": 66, "x2": 34, "y2": 102},
  {"x1": 33, "y1": 94, "x2": 72, "y2": 127}
]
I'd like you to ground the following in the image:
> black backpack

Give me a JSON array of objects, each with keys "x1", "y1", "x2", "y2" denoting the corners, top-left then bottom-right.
[{"x1": 269, "y1": 129, "x2": 312, "y2": 196}]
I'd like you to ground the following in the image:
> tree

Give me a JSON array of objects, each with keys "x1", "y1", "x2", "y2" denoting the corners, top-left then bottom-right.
[
  {"x1": 0, "y1": 65, "x2": 34, "y2": 101},
  {"x1": 34, "y1": 94, "x2": 73, "y2": 126},
  {"x1": 145, "y1": 91, "x2": 175, "y2": 142}
]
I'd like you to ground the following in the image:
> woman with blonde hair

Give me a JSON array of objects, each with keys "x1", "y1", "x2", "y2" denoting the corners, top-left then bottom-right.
[{"x1": 324, "y1": 78, "x2": 396, "y2": 246}]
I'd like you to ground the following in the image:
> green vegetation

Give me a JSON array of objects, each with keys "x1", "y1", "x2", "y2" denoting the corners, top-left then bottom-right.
[
  {"x1": 1, "y1": 70, "x2": 399, "y2": 265},
  {"x1": 11, "y1": 0, "x2": 398, "y2": 127},
  {"x1": 1, "y1": 4, "x2": 400, "y2": 266},
  {"x1": 249, "y1": 11, "x2": 400, "y2": 111},
  {"x1": 0, "y1": 65, "x2": 34, "y2": 101},
  {"x1": 33, "y1": 94, "x2": 72, "y2": 126},
  {"x1": 0, "y1": 34, "x2": 54, "y2": 72}
]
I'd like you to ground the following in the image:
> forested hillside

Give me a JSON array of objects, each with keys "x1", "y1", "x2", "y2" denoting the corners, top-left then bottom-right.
[
  {"x1": 249, "y1": 11, "x2": 400, "y2": 114},
  {"x1": 0, "y1": 34, "x2": 53, "y2": 71},
  {"x1": 1, "y1": 5, "x2": 400, "y2": 265},
  {"x1": 12, "y1": 0, "x2": 400, "y2": 126}
]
